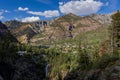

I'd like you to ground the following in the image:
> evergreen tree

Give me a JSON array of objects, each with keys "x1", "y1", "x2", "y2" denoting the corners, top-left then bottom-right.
[{"x1": 111, "y1": 10, "x2": 120, "y2": 53}]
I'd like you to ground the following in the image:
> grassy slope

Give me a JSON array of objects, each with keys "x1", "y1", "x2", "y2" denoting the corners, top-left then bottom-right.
[
  {"x1": 52, "y1": 26, "x2": 109, "y2": 47},
  {"x1": 77, "y1": 26, "x2": 109, "y2": 46},
  {"x1": 30, "y1": 26, "x2": 109, "y2": 47},
  {"x1": 45, "y1": 26, "x2": 112, "y2": 80}
]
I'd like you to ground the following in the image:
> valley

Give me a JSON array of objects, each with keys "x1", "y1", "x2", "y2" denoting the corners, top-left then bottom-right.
[{"x1": 0, "y1": 12, "x2": 120, "y2": 80}]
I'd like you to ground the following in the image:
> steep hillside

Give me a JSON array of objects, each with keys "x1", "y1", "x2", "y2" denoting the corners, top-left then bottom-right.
[
  {"x1": 0, "y1": 22, "x2": 18, "y2": 80},
  {"x1": 0, "y1": 21, "x2": 9, "y2": 34},
  {"x1": 0, "y1": 21, "x2": 47, "y2": 80},
  {"x1": 89, "y1": 14, "x2": 112, "y2": 25},
  {"x1": 5, "y1": 20, "x2": 24, "y2": 30},
  {"x1": 5, "y1": 20, "x2": 50, "y2": 43},
  {"x1": 0, "y1": 21, "x2": 17, "y2": 42},
  {"x1": 5, "y1": 13, "x2": 111, "y2": 44},
  {"x1": 31, "y1": 13, "x2": 102, "y2": 45}
]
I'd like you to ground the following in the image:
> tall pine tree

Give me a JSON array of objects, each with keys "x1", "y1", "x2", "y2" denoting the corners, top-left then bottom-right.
[{"x1": 111, "y1": 10, "x2": 120, "y2": 53}]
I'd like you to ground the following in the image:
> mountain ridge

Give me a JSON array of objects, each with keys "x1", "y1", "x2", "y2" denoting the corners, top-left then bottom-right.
[
  {"x1": 0, "y1": 21, "x2": 17, "y2": 42},
  {"x1": 4, "y1": 13, "x2": 112, "y2": 44},
  {"x1": 30, "y1": 13, "x2": 102, "y2": 45}
]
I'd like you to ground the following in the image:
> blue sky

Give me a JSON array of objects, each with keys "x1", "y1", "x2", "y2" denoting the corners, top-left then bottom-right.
[{"x1": 0, "y1": 0, "x2": 120, "y2": 22}]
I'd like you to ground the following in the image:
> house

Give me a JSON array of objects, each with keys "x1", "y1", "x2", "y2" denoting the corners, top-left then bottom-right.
[{"x1": 17, "y1": 51, "x2": 27, "y2": 56}]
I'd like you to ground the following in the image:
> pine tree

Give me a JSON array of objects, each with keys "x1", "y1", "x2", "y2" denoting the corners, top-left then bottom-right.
[{"x1": 111, "y1": 10, "x2": 120, "y2": 53}]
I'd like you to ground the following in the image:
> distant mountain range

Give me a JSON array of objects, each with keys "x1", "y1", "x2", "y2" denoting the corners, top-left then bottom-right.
[{"x1": 3, "y1": 13, "x2": 112, "y2": 44}]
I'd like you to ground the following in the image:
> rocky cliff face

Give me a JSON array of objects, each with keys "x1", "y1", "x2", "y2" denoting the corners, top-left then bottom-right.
[
  {"x1": 89, "y1": 14, "x2": 112, "y2": 25},
  {"x1": 5, "y1": 20, "x2": 51, "y2": 43}
]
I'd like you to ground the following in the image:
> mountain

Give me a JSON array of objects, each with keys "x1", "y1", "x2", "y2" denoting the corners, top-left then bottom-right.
[
  {"x1": 4, "y1": 13, "x2": 112, "y2": 44},
  {"x1": 89, "y1": 14, "x2": 112, "y2": 25},
  {"x1": 5, "y1": 20, "x2": 50, "y2": 43},
  {"x1": 0, "y1": 21, "x2": 17, "y2": 42},
  {"x1": 0, "y1": 21, "x2": 9, "y2": 40},
  {"x1": 0, "y1": 21, "x2": 9, "y2": 34},
  {"x1": 31, "y1": 13, "x2": 102, "y2": 45},
  {"x1": 0, "y1": 21, "x2": 47, "y2": 80}
]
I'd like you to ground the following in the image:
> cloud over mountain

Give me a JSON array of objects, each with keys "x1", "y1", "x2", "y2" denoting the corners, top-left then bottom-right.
[
  {"x1": 27, "y1": 10, "x2": 60, "y2": 17},
  {"x1": 59, "y1": 0, "x2": 103, "y2": 15},
  {"x1": 22, "y1": 16, "x2": 40, "y2": 22},
  {"x1": 0, "y1": 0, "x2": 119, "y2": 21}
]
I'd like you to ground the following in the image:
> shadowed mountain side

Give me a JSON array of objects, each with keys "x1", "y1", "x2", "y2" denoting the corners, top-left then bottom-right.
[
  {"x1": 0, "y1": 21, "x2": 17, "y2": 42},
  {"x1": 0, "y1": 22, "x2": 47, "y2": 80}
]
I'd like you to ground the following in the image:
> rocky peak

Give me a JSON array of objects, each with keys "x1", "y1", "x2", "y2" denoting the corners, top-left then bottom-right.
[
  {"x1": 89, "y1": 14, "x2": 112, "y2": 25},
  {"x1": 5, "y1": 20, "x2": 24, "y2": 30},
  {"x1": 66, "y1": 13, "x2": 80, "y2": 17},
  {"x1": 62, "y1": 13, "x2": 82, "y2": 19}
]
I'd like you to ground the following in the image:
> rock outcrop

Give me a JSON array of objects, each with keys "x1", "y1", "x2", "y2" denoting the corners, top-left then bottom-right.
[{"x1": 89, "y1": 14, "x2": 112, "y2": 25}]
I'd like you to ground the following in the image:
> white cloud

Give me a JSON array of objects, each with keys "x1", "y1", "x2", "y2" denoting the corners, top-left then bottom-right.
[
  {"x1": 0, "y1": 12, "x2": 3, "y2": 15},
  {"x1": 0, "y1": 9, "x2": 9, "y2": 20},
  {"x1": 0, "y1": 9, "x2": 8, "y2": 15},
  {"x1": 0, "y1": 11, "x2": 4, "y2": 20},
  {"x1": 18, "y1": 7, "x2": 29, "y2": 11},
  {"x1": 0, "y1": 9, "x2": 9, "y2": 13},
  {"x1": 27, "y1": 10, "x2": 60, "y2": 17},
  {"x1": 14, "y1": 17, "x2": 20, "y2": 21},
  {"x1": 0, "y1": 9, "x2": 10, "y2": 20},
  {"x1": 105, "y1": 2, "x2": 109, "y2": 6},
  {"x1": 0, "y1": 16, "x2": 4, "y2": 20},
  {"x1": 59, "y1": 2, "x2": 64, "y2": 5},
  {"x1": 22, "y1": 16, "x2": 40, "y2": 22},
  {"x1": 4, "y1": 10, "x2": 9, "y2": 13},
  {"x1": 59, "y1": 0, "x2": 103, "y2": 15}
]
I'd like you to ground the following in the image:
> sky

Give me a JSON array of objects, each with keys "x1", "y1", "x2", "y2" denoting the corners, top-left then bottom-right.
[{"x1": 0, "y1": 0, "x2": 120, "y2": 22}]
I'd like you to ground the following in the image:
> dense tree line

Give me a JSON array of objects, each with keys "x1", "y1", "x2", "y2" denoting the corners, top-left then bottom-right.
[{"x1": 111, "y1": 10, "x2": 120, "y2": 53}]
